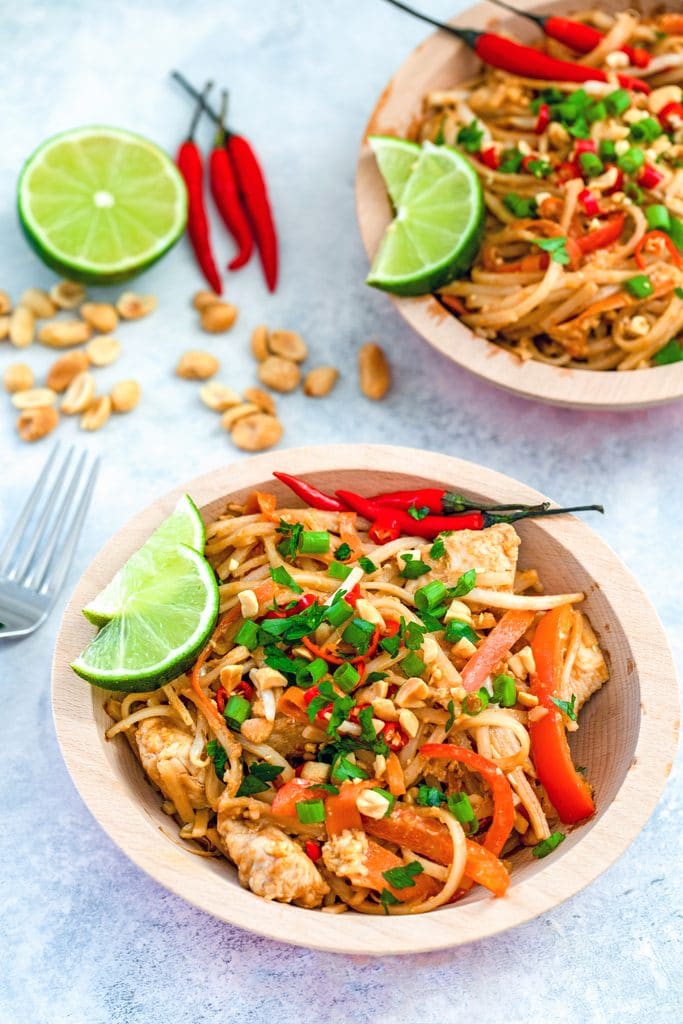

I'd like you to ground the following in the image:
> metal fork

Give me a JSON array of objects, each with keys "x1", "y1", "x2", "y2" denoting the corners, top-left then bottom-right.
[{"x1": 0, "y1": 444, "x2": 99, "y2": 640}]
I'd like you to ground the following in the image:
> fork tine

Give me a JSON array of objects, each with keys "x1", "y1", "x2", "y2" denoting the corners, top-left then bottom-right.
[
  {"x1": 11, "y1": 446, "x2": 77, "y2": 583},
  {"x1": 34, "y1": 454, "x2": 99, "y2": 595},
  {"x1": 0, "y1": 442, "x2": 62, "y2": 576}
]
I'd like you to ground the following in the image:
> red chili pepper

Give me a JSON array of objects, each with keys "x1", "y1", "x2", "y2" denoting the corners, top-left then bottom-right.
[
  {"x1": 634, "y1": 230, "x2": 683, "y2": 270},
  {"x1": 555, "y1": 159, "x2": 579, "y2": 184},
  {"x1": 304, "y1": 840, "x2": 322, "y2": 862},
  {"x1": 209, "y1": 90, "x2": 254, "y2": 271},
  {"x1": 578, "y1": 189, "x2": 601, "y2": 217},
  {"x1": 382, "y1": 722, "x2": 409, "y2": 752},
  {"x1": 479, "y1": 146, "x2": 500, "y2": 170},
  {"x1": 638, "y1": 164, "x2": 665, "y2": 191},
  {"x1": 604, "y1": 166, "x2": 624, "y2": 196},
  {"x1": 534, "y1": 103, "x2": 550, "y2": 135},
  {"x1": 272, "y1": 471, "x2": 348, "y2": 512},
  {"x1": 262, "y1": 593, "x2": 317, "y2": 620},
  {"x1": 235, "y1": 679, "x2": 255, "y2": 701},
  {"x1": 576, "y1": 213, "x2": 625, "y2": 255},
  {"x1": 226, "y1": 133, "x2": 278, "y2": 292},
  {"x1": 176, "y1": 82, "x2": 223, "y2": 294},
  {"x1": 621, "y1": 45, "x2": 651, "y2": 69},
  {"x1": 345, "y1": 584, "x2": 361, "y2": 607},
  {"x1": 368, "y1": 487, "x2": 552, "y2": 517},
  {"x1": 215, "y1": 686, "x2": 227, "y2": 713},
  {"x1": 573, "y1": 139, "x2": 597, "y2": 158},
  {"x1": 368, "y1": 512, "x2": 401, "y2": 544},
  {"x1": 658, "y1": 101, "x2": 683, "y2": 131}
]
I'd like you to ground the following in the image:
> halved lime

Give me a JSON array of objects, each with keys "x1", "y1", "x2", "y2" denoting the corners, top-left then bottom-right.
[
  {"x1": 367, "y1": 142, "x2": 484, "y2": 297},
  {"x1": 72, "y1": 544, "x2": 219, "y2": 691},
  {"x1": 368, "y1": 135, "x2": 421, "y2": 208},
  {"x1": 18, "y1": 126, "x2": 187, "y2": 284},
  {"x1": 83, "y1": 495, "x2": 205, "y2": 626}
]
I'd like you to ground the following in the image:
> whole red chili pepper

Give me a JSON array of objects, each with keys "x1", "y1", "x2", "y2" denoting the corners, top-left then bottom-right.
[
  {"x1": 272, "y1": 471, "x2": 348, "y2": 512},
  {"x1": 176, "y1": 81, "x2": 223, "y2": 294},
  {"x1": 367, "y1": 486, "x2": 551, "y2": 517},
  {"x1": 209, "y1": 90, "x2": 254, "y2": 271}
]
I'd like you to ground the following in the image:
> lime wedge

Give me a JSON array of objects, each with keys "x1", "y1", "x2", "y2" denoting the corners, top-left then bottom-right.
[
  {"x1": 18, "y1": 126, "x2": 187, "y2": 284},
  {"x1": 72, "y1": 544, "x2": 219, "y2": 691},
  {"x1": 368, "y1": 135, "x2": 421, "y2": 208},
  {"x1": 83, "y1": 495, "x2": 204, "y2": 626},
  {"x1": 366, "y1": 142, "x2": 484, "y2": 296}
]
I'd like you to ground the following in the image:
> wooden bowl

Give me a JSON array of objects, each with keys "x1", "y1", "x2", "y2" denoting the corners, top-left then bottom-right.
[
  {"x1": 52, "y1": 445, "x2": 678, "y2": 954},
  {"x1": 356, "y1": 0, "x2": 683, "y2": 411}
]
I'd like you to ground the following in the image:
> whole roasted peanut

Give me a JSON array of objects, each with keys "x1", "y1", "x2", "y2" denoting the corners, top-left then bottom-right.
[
  {"x1": 200, "y1": 302, "x2": 238, "y2": 333},
  {"x1": 0, "y1": 316, "x2": 9, "y2": 341},
  {"x1": 304, "y1": 366, "x2": 338, "y2": 397},
  {"x1": 358, "y1": 342, "x2": 391, "y2": 400},
  {"x1": 80, "y1": 395, "x2": 112, "y2": 431},
  {"x1": 38, "y1": 320, "x2": 92, "y2": 348},
  {"x1": 176, "y1": 350, "x2": 219, "y2": 380},
  {"x1": 251, "y1": 325, "x2": 270, "y2": 362},
  {"x1": 3, "y1": 363, "x2": 34, "y2": 394},
  {"x1": 20, "y1": 288, "x2": 57, "y2": 319},
  {"x1": 11, "y1": 387, "x2": 57, "y2": 410},
  {"x1": 199, "y1": 381, "x2": 242, "y2": 411},
  {"x1": 86, "y1": 335, "x2": 121, "y2": 367},
  {"x1": 231, "y1": 413, "x2": 283, "y2": 451},
  {"x1": 0, "y1": 290, "x2": 11, "y2": 315},
  {"x1": 116, "y1": 292, "x2": 156, "y2": 319},
  {"x1": 17, "y1": 406, "x2": 59, "y2": 442},
  {"x1": 268, "y1": 329, "x2": 308, "y2": 362},
  {"x1": 192, "y1": 289, "x2": 220, "y2": 311},
  {"x1": 220, "y1": 403, "x2": 261, "y2": 430},
  {"x1": 9, "y1": 306, "x2": 35, "y2": 348},
  {"x1": 47, "y1": 351, "x2": 90, "y2": 392},
  {"x1": 80, "y1": 302, "x2": 118, "y2": 333},
  {"x1": 61, "y1": 371, "x2": 96, "y2": 414},
  {"x1": 243, "y1": 386, "x2": 276, "y2": 415},
  {"x1": 257, "y1": 355, "x2": 301, "y2": 393},
  {"x1": 50, "y1": 280, "x2": 86, "y2": 309},
  {"x1": 110, "y1": 379, "x2": 141, "y2": 413}
]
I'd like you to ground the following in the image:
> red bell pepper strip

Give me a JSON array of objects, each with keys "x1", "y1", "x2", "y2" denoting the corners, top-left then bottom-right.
[
  {"x1": 529, "y1": 606, "x2": 595, "y2": 824},
  {"x1": 576, "y1": 213, "x2": 625, "y2": 255},
  {"x1": 460, "y1": 609, "x2": 536, "y2": 693},
  {"x1": 176, "y1": 82, "x2": 223, "y2": 295},
  {"x1": 272, "y1": 471, "x2": 348, "y2": 512},
  {"x1": 209, "y1": 90, "x2": 254, "y2": 272},
  {"x1": 420, "y1": 745, "x2": 515, "y2": 856}
]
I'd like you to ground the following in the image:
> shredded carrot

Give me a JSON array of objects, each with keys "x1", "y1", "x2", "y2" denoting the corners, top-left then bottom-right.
[
  {"x1": 338, "y1": 511, "x2": 363, "y2": 560},
  {"x1": 385, "y1": 752, "x2": 406, "y2": 797},
  {"x1": 276, "y1": 687, "x2": 310, "y2": 724},
  {"x1": 460, "y1": 609, "x2": 535, "y2": 693}
]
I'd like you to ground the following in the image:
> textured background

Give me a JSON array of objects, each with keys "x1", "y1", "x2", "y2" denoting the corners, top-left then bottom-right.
[{"x1": 0, "y1": 1, "x2": 681, "y2": 1021}]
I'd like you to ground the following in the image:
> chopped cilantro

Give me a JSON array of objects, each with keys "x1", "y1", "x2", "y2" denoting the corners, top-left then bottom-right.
[
  {"x1": 533, "y1": 236, "x2": 570, "y2": 265},
  {"x1": 445, "y1": 699, "x2": 456, "y2": 732},
  {"x1": 380, "y1": 888, "x2": 402, "y2": 912},
  {"x1": 429, "y1": 538, "x2": 445, "y2": 560},
  {"x1": 334, "y1": 542, "x2": 352, "y2": 561},
  {"x1": 653, "y1": 338, "x2": 683, "y2": 365},
  {"x1": 407, "y1": 505, "x2": 430, "y2": 521},
  {"x1": 276, "y1": 519, "x2": 303, "y2": 559},
  {"x1": 457, "y1": 120, "x2": 484, "y2": 153},
  {"x1": 551, "y1": 693, "x2": 577, "y2": 722},
  {"x1": 206, "y1": 739, "x2": 227, "y2": 779},
  {"x1": 382, "y1": 860, "x2": 424, "y2": 889},
  {"x1": 269, "y1": 565, "x2": 303, "y2": 594}
]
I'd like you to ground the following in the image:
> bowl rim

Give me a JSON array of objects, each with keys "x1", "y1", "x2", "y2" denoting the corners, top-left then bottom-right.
[
  {"x1": 51, "y1": 444, "x2": 679, "y2": 954},
  {"x1": 354, "y1": 0, "x2": 683, "y2": 411}
]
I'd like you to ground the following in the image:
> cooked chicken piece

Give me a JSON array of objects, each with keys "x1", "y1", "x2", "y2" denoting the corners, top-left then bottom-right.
[
  {"x1": 322, "y1": 829, "x2": 369, "y2": 880},
  {"x1": 134, "y1": 717, "x2": 208, "y2": 822},
  {"x1": 217, "y1": 815, "x2": 329, "y2": 908},
  {"x1": 268, "y1": 715, "x2": 308, "y2": 758},
  {"x1": 441, "y1": 523, "x2": 520, "y2": 592},
  {"x1": 560, "y1": 616, "x2": 609, "y2": 713}
]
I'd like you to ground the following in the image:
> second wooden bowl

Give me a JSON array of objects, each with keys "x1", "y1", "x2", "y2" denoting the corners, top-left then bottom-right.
[{"x1": 52, "y1": 445, "x2": 678, "y2": 953}]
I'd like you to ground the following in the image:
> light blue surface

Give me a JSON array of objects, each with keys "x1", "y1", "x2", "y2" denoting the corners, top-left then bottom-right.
[{"x1": 0, "y1": 1, "x2": 681, "y2": 1021}]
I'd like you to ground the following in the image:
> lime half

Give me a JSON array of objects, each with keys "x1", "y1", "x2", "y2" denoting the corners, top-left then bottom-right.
[
  {"x1": 367, "y1": 142, "x2": 484, "y2": 297},
  {"x1": 368, "y1": 135, "x2": 421, "y2": 208},
  {"x1": 18, "y1": 126, "x2": 187, "y2": 284},
  {"x1": 72, "y1": 544, "x2": 219, "y2": 691},
  {"x1": 83, "y1": 495, "x2": 205, "y2": 627}
]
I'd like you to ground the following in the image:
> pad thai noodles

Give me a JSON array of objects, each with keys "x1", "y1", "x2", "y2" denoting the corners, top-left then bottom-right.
[
  {"x1": 104, "y1": 478, "x2": 608, "y2": 914},
  {"x1": 413, "y1": 9, "x2": 683, "y2": 369}
]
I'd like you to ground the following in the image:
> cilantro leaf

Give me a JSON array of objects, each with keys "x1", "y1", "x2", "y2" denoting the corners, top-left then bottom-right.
[
  {"x1": 335, "y1": 542, "x2": 352, "y2": 561},
  {"x1": 358, "y1": 705, "x2": 378, "y2": 745},
  {"x1": 551, "y1": 694, "x2": 577, "y2": 722},
  {"x1": 407, "y1": 505, "x2": 430, "y2": 521},
  {"x1": 382, "y1": 861, "x2": 424, "y2": 889},
  {"x1": 533, "y1": 236, "x2": 570, "y2": 265},
  {"x1": 236, "y1": 774, "x2": 271, "y2": 797},
  {"x1": 277, "y1": 519, "x2": 303, "y2": 559},
  {"x1": 380, "y1": 888, "x2": 402, "y2": 913},
  {"x1": 457, "y1": 120, "x2": 484, "y2": 153},
  {"x1": 445, "y1": 699, "x2": 456, "y2": 732},
  {"x1": 429, "y1": 538, "x2": 445, "y2": 560},
  {"x1": 270, "y1": 565, "x2": 303, "y2": 594},
  {"x1": 206, "y1": 739, "x2": 227, "y2": 779},
  {"x1": 249, "y1": 763, "x2": 284, "y2": 782},
  {"x1": 416, "y1": 785, "x2": 445, "y2": 807},
  {"x1": 653, "y1": 338, "x2": 683, "y2": 365}
]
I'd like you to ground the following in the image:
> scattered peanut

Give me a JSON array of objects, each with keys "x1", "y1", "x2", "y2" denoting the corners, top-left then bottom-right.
[
  {"x1": 38, "y1": 319, "x2": 91, "y2": 348},
  {"x1": 192, "y1": 289, "x2": 220, "y2": 311},
  {"x1": 110, "y1": 379, "x2": 141, "y2": 413},
  {"x1": 0, "y1": 316, "x2": 9, "y2": 341},
  {"x1": 303, "y1": 366, "x2": 338, "y2": 397},
  {"x1": 86, "y1": 335, "x2": 122, "y2": 367},
  {"x1": 220, "y1": 402, "x2": 261, "y2": 430},
  {"x1": 268, "y1": 329, "x2": 308, "y2": 362},
  {"x1": 50, "y1": 280, "x2": 86, "y2": 309},
  {"x1": 17, "y1": 406, "x2": 59, "y2": 442},
  {"x1": 240, "y1": 718, "x2": 274, "y2": 744},
  {"x1": 243, "y1": 386, "x2": 276, "y2": 415},
  {"x1": 258, "y1": 355, "x2": 301, "y2": 393},
  {"x1": 80, "y1": 395, "x2": 112, "y2": 431},
  {"x1": 0, "y1": 290, "x2": 11, "y2": 315},
  {"x1": 9, "y1": 306, "x2": 35, "y2": 348},
  {"x1": 116, "y1": 292, "x2": 156, "y2": 319},
  {"x1": 47, "y1": 351, "x2": 90, "y2": 392},
  {"x1": 3, "y1": 363, "x2": 34, "y2": 394},
  {"x1": 200, "y1": 381, "x2": 242, "y2": 411},
  {"x1": 231, "y1": 413, "x2": 283, "y2": 451},
  {"x1": 61, "y1": 372, "x2": 97, "y2": 414},
  {"x1": 251, "y1": 325, "x2": 270, "y2": 362},
  {"x1": 200, "y1": 301, "x2": 238, "y2": 333},
  {"x1": 176, "y1": 350, "x2": 219, "y2": 380},
  {"x1": 358, "y1": 342, "x2": 391, "y2": 400},
  {"x1": 20, "y1": 288, "x2": 56, "y2": 319},
  {"x1": 80, "y1": 302, "x2": 118, "y2": 334},
  {"x1": 11, "y1": 387, "x2": 57, "y2": 410}
]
